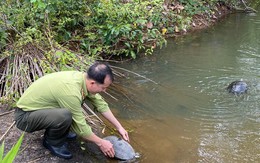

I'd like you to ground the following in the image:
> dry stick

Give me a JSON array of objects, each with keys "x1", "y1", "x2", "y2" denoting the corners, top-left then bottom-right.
[
  {"x1": 17, "y1": 56, "x2": 24, "y2": 95},
  {"x1": 30, "y1": 55, "x2": 43, "y2": 77},
  {"x1": 0, "y1": 65, "x2": 7, "y2": 97},
  {"x1": 0, "y1": 121, "x2": 15, "y2": 142},
  {"x1": 110, "y1": 65, "x2": 159, "y2": 85},
  {"x1": 109, "y1": 86, "x2": 134, "y2": 104},
  {"x1": 82, "y1": 103, "x2": 104, "y2": 123},
  {"x1": 82, "y1": 106, "x2": 105, "y2": 132},
  {"x1": 18, "y1": 76, "x2": 23, "y2": 96},
  {"x1": 112, "y1": 70, "x2": 126, "y2": 78},
  {"x1": 3, "y1": 59, "x2": 10, "y2": 96},
  {"x1": 0, "y1": 110, "x2": 14, "y2": 117},
  {"x1": 27, "y1": 56, "x2": 35, "y2": 81},
  {"x1": 9, "y1": 54, "x2": 18, "y2": 94},
  {"x1": 0, "y1": 65, "x2": 6, "y2": 78},
  {"x1": 27, "y1": 155, "x2": 50, "y2": 163},
  {"x1": 27, "y1": 57, "x2": 35, "y2": 82},
  {"x1": 19, "y1": 140, "x2": 30, "y2": 154},
  {"x1": 9, "y1": 54, "x2": 20, "y2": 95},
  {"x1": 0, "y1": 56, "x2": 6, "y2": 64},
  {"x1": 117, "y1": 90, "x2": 133, "y2": 103},
  {"x1": 23, "y1": 57, "x2": 32, "y2": 85},
  {"x1": 0, "y1": 64, "x2": 7, "y2": 81},
  {"x1": 13, "y1": 56, "x2": 18, "y2": 95},
  {"x1": 103, "y1": 90, "x2": 118, "y2": 101},
  {"x1": 17, "y1": 58, "x2": 24, "y2": 95},
  {"x1": 240, "y1": 0, "x2": 257, "y2": 12},
  {"x1": 16, "y1": 55, "x2": 22, "y2": 94}
]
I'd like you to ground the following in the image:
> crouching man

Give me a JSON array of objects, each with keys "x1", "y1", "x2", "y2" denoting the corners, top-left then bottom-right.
[{"x1": 14, "y1": 62, "x2": 129, "y2": 159}]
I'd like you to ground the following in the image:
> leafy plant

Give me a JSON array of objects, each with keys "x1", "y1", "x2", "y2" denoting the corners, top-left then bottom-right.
[
  {"x1": 0, "y1": 133, "x2": 24, "y2": 163},
  {"x1": 0, "y1": 0, "x2": 243, "y2": 103}
]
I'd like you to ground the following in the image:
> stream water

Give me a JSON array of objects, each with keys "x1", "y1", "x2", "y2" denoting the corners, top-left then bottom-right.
[{"x1": 105, "y1": 11, "x2": 260, "y2": 163}]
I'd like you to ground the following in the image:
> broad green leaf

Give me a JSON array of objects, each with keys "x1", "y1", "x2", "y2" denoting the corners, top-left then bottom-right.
[
  {"x1": 130, "y1": 51, "x2": 136, "y2": 59},
  {"x1": 125, "y1": 42, "x2": 131, "y2": 48},
  {"x1": 2, "y1": 133, "x2": 24, "y2": 163},
  {"x1": 0, "y1": 141, "x2": 5, "y2": 161},
  {"x1": 38, "y1": 2, "x2": 47, "y2": 9}
]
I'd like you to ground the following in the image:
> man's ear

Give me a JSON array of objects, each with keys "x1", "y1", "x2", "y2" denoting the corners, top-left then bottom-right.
[{"x1": 90, "y1": 80, "x2": 95, "y2": 85}]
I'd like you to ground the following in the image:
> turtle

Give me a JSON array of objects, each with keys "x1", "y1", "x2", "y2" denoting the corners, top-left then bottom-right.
[
  {"x1": 103, "y1": 135, "x2": 138, "y2": 161},
  {"x1": 227, "y1": 80, "x2": 248, "y2": 94}
]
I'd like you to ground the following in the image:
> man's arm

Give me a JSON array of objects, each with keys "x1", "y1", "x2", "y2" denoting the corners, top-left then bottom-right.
[
  {"x1": 87, "y1": 94, "x2": 129, "y2": 141},
  {"x1": 101, "y1": 110, "x2": 129, "y2": 142}
]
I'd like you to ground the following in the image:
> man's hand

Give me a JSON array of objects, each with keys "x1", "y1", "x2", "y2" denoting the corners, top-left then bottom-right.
[
  {"x1": 98, "y1": 139, "x2": 115, "y2": 158},
  {"x1": 117, "y1": 126, "x2": 129, "y2": 142},
  {"x1": 83, "y1": 133, "x2": 115, "y2": 158},
  {"x1": 101, "y1": 110, "x2": 130, "y2": 142}
]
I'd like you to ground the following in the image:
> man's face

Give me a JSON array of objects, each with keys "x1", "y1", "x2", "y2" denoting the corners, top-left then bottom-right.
[{"x1": 88, "y1": 75, "x2": 112, "y2": 94}]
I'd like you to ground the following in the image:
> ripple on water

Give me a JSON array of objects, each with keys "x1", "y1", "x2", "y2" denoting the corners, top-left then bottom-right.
[{"x1": 188, "y1": 67, "x2": 260, "y2": 162}]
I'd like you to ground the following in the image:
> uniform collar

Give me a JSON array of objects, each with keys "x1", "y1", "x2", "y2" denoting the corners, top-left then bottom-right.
[{"x1": 82, "y1": 73, "x2": 88, "y2": 99}]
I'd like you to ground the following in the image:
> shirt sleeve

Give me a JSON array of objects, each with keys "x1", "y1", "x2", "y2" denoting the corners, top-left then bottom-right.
[
  {"x1": 86, "y1": 93, "x2": 110, "y2": 112},
  {"x1": 56, "y1": 94, "x2": 93, "y2": 138}
]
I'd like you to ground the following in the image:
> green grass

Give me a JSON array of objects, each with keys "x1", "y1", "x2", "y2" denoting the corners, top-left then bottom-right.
[{"x1": 0, "y1": 133, "x2": 24, "y2": 163}]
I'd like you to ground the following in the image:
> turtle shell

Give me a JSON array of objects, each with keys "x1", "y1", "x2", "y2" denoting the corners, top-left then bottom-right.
[
  {"x1": 103, "y1": 136, "x2": 135, "y2": 160},
  {"x1": 227, "y1": 81, "x2": 248, "y2": 94}
]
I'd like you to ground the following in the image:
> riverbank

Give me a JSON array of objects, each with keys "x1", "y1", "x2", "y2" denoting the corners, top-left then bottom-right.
[
  {"x1": 171, "y1": 2, "x2": 231, "y2": 36},
  {"x1": 0, "y1": 4, "x2": 233, "y2": 163}
]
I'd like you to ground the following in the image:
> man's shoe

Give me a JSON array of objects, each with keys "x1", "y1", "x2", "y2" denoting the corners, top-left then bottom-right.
[
  {"x1": 67, "y1": 132, "x2": 77, "y2": 141},
  {"x1": 43, "y1": 139, "x2": 72, "y2": 159}
]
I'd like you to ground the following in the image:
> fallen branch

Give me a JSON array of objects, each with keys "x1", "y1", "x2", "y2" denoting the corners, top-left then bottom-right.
[
  {"x1": 82, "y1": 103, "x2": 104, "y2": 123},
  {"x1": 240, "y1": 0, "x2": 257, "y2": 12},
  {"x1": 110, "y1": 65, "x2": 159, "y2": 85},
  {"x1": 0, "y1": 110, "x2": 14, "y2": 117},
  {"x1": 0, "y1": 121, "x2": 15, "y2": 142},
  {"x1": 104, "y1": 90, "x2": 118, "y2": 101}
]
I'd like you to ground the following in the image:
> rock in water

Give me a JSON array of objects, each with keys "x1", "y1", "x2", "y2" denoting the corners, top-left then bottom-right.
[
  {"x1": 227, "y1": 80, "x2": 248, "y2": 94},
  {"x1": 103, "y1": 136, "x2": 135, "y2": 160}
]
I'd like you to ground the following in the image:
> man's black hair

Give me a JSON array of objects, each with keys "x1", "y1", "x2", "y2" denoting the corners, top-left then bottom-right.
[{"x1": 87, "y1": 62, "x2": 114, "y2": 84}]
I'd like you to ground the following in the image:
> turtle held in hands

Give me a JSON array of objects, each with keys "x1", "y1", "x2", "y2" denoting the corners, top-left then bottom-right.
[
  {"x1": 103, "y1": 135, "x2": 139, "y2": 161},
  {"x1": 227, "y1": 80, "x2": 248, "y2": 94}
]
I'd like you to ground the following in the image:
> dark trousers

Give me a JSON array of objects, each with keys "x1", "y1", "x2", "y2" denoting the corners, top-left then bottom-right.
[{"x1": 14, "y1": 108, "x2": 72, "y2": 146}]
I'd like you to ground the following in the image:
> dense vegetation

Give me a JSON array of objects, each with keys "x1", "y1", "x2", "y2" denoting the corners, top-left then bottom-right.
[{"x1": 0, "y1": 0, "x2": 251, "y2": 103}]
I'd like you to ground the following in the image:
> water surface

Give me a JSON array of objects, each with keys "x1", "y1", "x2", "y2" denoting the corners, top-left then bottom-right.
[{"x1": 105, "y1": 12, "x2": 260, "y2": 162}]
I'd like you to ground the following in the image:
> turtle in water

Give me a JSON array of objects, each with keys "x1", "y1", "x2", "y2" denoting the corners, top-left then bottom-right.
[
  {"x1": 227, "y1": 80, "x2": 248, "y2": 94},
  {"x1": 103, "y1": 136, "x2": 139, "y2": 161}
]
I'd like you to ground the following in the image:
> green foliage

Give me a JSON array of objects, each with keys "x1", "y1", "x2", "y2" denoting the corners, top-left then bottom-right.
[
  {"x1": 0, "y1": 28, "x2": 7, "y2": 51},
  {"x1": 0, "y1": 133, "x2": 24, "y2": 163},
  {"x1": 0, "y1": 141, "x2": 4, "y2": 161},
  {"x1": 0, "y1": 0, "x2": 239, "y2": 102},
  {"x1": 179, "y1": 0, "x2": 208, "y2": 15},
  {"x1": 0, "y1": 0, "x2": 168, "y2": 59},
  {"x1": 0, "y1": 0, "x2": 236, "y2": 60},
  {"x1": 81, "y1": 0, "x2": 167, "y2": 58}
]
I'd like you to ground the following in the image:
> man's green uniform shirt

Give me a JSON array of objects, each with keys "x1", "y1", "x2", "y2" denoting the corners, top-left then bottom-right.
[{"x1": 16, "y1": 71, "x2": 109, "y2": 137}]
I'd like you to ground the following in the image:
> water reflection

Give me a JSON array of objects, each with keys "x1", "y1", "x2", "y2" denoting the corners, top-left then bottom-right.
[{"x1": 105, "y1": 12, "x2": 260, "y2": 162}]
